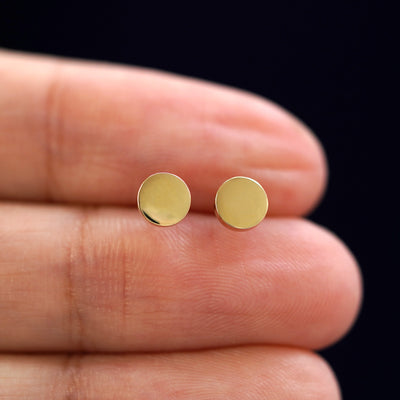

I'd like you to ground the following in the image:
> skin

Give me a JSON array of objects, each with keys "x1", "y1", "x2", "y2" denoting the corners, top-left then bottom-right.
[{"x1": 0, "y1": 49, "x2": 362, "y2": 399}]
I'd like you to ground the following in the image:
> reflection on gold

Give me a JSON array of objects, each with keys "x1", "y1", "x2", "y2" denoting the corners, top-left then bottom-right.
[{"x1": 138, "y1": 173, "x2": 191, "y2": 226}]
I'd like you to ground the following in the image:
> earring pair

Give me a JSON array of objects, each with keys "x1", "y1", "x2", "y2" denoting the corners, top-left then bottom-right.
[{"x1": 137, "y1": 172, "x2": 268, "y2": 230}]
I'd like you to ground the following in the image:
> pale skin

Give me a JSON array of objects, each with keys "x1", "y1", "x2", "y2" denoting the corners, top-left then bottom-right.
[{"x1": 0, "y1": 49, "x2": 362, "y2": 399}]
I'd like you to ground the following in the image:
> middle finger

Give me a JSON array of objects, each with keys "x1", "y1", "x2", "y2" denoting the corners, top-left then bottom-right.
[{"x1": 0, "y1": 203, "x2": 361, "y2": 352}]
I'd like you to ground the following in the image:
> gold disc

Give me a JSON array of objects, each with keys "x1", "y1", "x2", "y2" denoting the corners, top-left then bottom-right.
[
  {"x1": 137, "y1": 173, "x2": 191, "y2": 226},
  {"x1": 215, "y1": 176, "x2": 268, "y2": 230}
]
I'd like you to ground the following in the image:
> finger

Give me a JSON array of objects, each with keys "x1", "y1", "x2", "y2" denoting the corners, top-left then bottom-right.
[
  {"x1": 0, "y1": 347, "x2": 341, "y2": 400},
  {"x1": 0, "y1": 203, "x2": 361, "y2": 352},
  {"x1": 0, "y1": 49, "x2": 326, "y2": 216}
]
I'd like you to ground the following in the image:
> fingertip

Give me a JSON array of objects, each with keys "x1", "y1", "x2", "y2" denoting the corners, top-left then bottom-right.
[
  {"x1": 213, "y1": 91, "x2": 329, "y2": 217},
  {"x1": 295, "y1": 221, "x2": 363, "y2": 349},
  {"x1": 264, "y1": 101, "x2": 329, "y2": 217}
]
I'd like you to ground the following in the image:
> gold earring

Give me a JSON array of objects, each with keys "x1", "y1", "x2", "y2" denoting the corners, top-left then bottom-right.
[
  {"x1": 137, "y1": 172, "x2": 191, "y2": 226},
  {"x1": 215, "y1": 176, "x2": 268, "y2": 230}
]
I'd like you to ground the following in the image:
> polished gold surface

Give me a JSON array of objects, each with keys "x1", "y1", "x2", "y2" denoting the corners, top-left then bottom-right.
[
  {"x1": 137, "y1": 173, "x2": 191, "y2": 226},
  {"x1": 215, "y1": 176, "x2": 268, "y2": 230}
]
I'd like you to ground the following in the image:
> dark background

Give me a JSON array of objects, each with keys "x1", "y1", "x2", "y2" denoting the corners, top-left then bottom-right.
[{"x1": 0, "y1": 1, "x2": 397, "y2": 398}]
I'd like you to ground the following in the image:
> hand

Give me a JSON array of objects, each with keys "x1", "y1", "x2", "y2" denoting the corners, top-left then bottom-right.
[{"x1": 0, "y1": 49, "x2": 361, "y2": 399}]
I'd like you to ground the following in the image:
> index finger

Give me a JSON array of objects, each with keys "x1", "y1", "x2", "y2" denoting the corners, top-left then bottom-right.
[{"x1": 0, "y1": 49, "x2": 327, "y2": 215}]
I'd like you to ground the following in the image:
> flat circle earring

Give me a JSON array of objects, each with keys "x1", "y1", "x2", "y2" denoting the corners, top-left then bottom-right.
[
  {"x1": 215, "y1": 176, "x2": 268, "y2": 230},
  {"x1": 137, "y1": 172, "x2": 191, "y2": 226}
]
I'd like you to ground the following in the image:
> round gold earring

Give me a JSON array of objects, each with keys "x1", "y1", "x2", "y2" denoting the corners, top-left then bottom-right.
[
  {"x1": 137, "y1": 172, "x2": 191, "y2": 226},
  {"x1": 215, "y1": 176, "x2": 268, "y2": 230}
]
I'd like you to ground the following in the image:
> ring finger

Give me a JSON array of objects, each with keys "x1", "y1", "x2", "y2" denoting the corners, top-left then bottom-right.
[{"x1": 0, "y1": 346, "x2": 341, "y2": 400}]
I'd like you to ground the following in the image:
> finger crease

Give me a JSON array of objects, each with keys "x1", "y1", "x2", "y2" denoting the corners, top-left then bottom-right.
[
  {"x1": 66, "y1": 209, "x2": 90, "y2": 351},
  {"x1": 61, "y1": 353, "x2": 84, "y2": 400},
  {"x1": 43, "y1": 61, "x2": 65, "y2": 202}
]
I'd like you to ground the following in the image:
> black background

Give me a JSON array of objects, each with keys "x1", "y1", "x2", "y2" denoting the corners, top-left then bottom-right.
[{"x1": 0, "y1": 1, "x2": 397, "y2": 398}]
